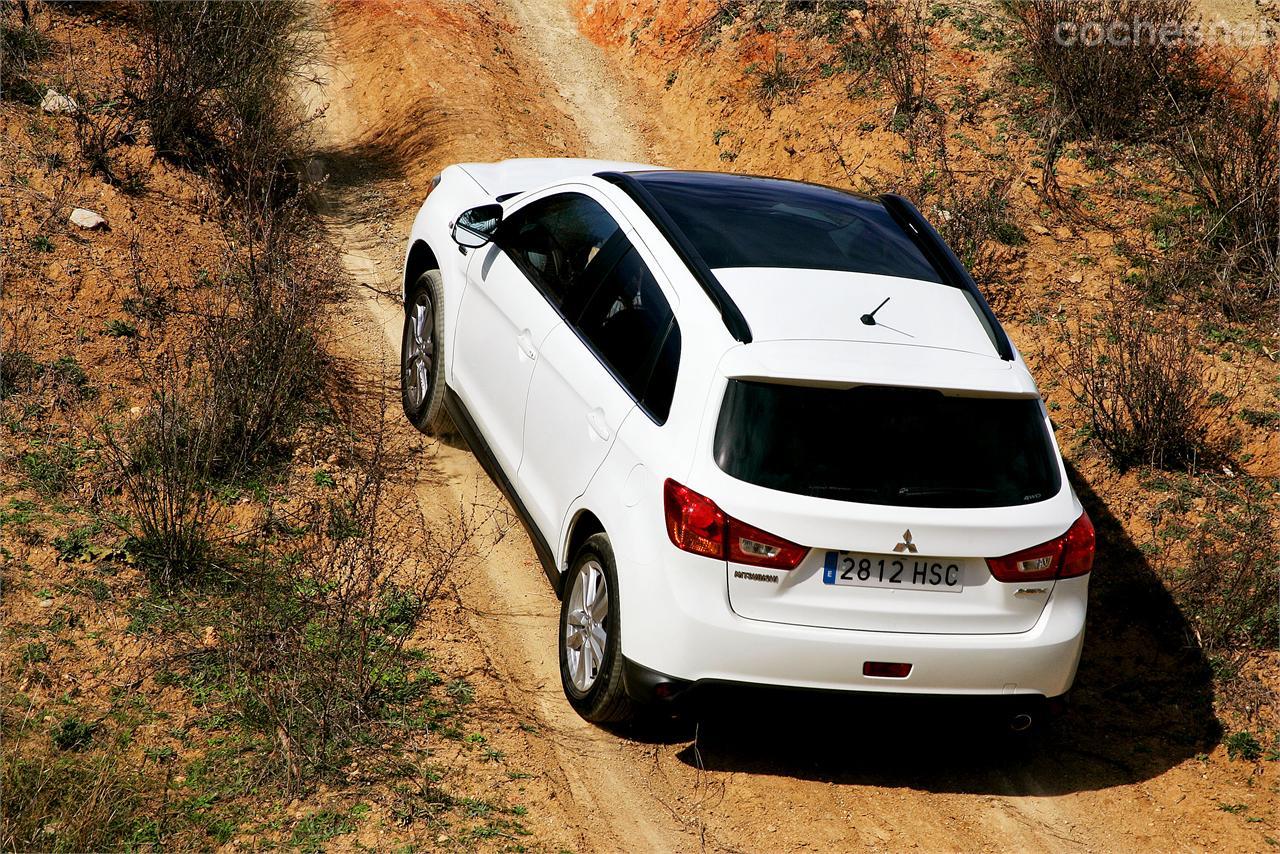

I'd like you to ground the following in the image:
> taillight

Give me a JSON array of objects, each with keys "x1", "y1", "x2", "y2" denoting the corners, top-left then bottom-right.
[
  {"x1": 986, "y1": 511, "x2": 1095, "y2": 582},
  {"x1": 663, "y1": 479, "x2": 808, "y2": 570},
  {"x1": 663, "y1": 479, "x2": 725, "y2": 559}
]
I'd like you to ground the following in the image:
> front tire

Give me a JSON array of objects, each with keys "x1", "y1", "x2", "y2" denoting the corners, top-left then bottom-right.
[
  {"x1": 401, "y1": 269, "x2": 448, "y2": 434},
  {"x1": 559, "y1": 533, "x2": 635, "y2": 723}
]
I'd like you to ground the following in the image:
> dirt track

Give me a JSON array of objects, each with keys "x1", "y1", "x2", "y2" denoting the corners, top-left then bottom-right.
[{"x1": 310, "y1": 1, "x2": 1274, "y2": 850}]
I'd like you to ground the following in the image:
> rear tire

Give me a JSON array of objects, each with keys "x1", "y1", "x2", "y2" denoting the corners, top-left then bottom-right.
[
  {"x1": 401, "y1": 270, "x2": 449, "y2": 435},
  {"x1": 559, "y1": 533, "x2": 635, "y2": 724}
]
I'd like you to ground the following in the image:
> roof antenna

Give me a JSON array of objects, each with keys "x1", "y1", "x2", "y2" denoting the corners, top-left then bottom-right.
[{"x1": 860, "y1": 297, "x2": 890, "y2": 326}]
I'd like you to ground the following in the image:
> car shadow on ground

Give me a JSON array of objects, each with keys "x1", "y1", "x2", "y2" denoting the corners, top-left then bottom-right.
[{"x1": 623, "y1": 463, "x2": 1220, "y2": 796}]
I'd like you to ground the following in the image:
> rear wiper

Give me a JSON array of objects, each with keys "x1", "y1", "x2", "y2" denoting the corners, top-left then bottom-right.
[
  {"x1": 808, "y1": 484, "x2": 878, "y2": 497},
  {"x1": 895, "y1": 485, "x2": 998, "y2": 496}
]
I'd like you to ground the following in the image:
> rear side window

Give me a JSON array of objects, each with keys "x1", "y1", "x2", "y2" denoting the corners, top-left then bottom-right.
[
  {"x1": 575, "y1": 246, "x2": 680, "y2": 422},
  {"x1": 714, "y1": 381, "x2": 1060, "y2": 508},
  {"x1": 498, "y1": 193, "x2": 621, "y2": 310}
]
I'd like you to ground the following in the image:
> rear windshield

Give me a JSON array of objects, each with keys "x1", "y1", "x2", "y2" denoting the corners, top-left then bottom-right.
[
  {"x1": 633, "y1": 171, "x2": 943, "y2": 282},
  {"x1": 714, "y1": 381, "x2": 1061, "y2": 509}
]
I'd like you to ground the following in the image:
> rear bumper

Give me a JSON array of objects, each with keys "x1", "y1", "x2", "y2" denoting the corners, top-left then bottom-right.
[{"x1": 619, "y1": 547, "x2": 1088, "y2": 700}]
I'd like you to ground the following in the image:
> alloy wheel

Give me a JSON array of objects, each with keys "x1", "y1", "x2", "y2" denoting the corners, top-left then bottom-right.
[{"x1": 564, "y1": 559, "x2": 609, "y2": 692}]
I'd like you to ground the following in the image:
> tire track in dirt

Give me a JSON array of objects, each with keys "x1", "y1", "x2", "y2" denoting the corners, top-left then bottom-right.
[{"x1": 309, "y1": 2, "x2": 702, "y2": 850}]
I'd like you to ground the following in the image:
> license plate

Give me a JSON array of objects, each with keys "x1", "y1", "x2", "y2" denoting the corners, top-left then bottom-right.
[{"x1": 822, "y1": 551, "x2": 964, "y2": 592}]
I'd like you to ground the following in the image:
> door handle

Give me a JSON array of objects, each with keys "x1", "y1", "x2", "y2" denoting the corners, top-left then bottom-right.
[
  {"x1": 586, "y1": 408, "x2": 610, "y2": 441},
  {"x1": 516, "y1": 330, "x2": 536, "y2": 361}
]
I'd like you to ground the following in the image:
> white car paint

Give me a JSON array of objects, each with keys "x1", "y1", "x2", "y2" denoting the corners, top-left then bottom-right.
[{"x1": 402, "y1": 158, "x2": 1092, "y2": 708}]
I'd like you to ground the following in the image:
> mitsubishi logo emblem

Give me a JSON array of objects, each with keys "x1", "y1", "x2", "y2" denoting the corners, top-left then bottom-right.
[{"x1": 894, "y1": 530, "x2": 917, "y2": 554}]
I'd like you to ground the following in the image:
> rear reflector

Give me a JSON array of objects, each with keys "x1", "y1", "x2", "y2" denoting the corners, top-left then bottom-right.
[
  {"x1": 986, "y1": 511, "x2": 1096, "y2": 582},
  {"x1": 863, "y1": 662, "x2": 912, "y2": 678},
  {"x1": 663, "y1": 479, "x2": 808, "y2": 570}
]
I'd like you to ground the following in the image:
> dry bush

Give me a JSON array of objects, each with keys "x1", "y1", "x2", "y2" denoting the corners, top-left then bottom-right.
[
  {"x1": 133, "y1": 0, "x2": 316, "y2": 204},
  {"x1": 1003, "y1": 0, "x2": 1203, "y2": 141},
  {"x1": 101, "y1": 226, "x2": 329, "y2": 581},
  {"x1": 214, "y1": 419, "x2": 505, "y2": 792},
  {"x1": 895, "y1": 116, "x2": 1025, "y2": 280},
  {"x1": 101, "y1": 360, "x2": 225, "y2": 584},
  {"x1": 1171, "y1": 478, "x2": 1279, "y2": 653},
  {"x1": 1, "y1": 0, "x2": 47, "y2": 105},
  {"x1": 1057, "y1": 298, "x2": 1236, "y2": 470},
  {"x1": 863, "y1": 0, "x2": 932, "y2": 118},
  {"x1": 199, "y1": 232, "x2": 327, "y2": 476},
  {"x1": 0, "y1": 313, "x2": 41, "y2": 401},
  {"x1": 71, "y1": 99, "x2": 146, "y2": 192},
  {"x1": 748, "y1": 50, "x2": 807, "y2": 103},
  {"x1": 1161, "y1": 61, "x2": 1280, "y2": 317}
]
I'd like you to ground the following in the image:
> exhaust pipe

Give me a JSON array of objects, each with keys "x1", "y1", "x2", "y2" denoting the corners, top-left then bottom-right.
[{"x1": 1009, "y1": 712, "x2": 1033, "y2": 732}]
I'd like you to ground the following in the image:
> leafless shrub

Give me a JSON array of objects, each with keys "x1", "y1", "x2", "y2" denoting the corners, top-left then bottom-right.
[
  {"x1": 133, "y1": 0, "x2": 316, "y2": 206},
  {"x1": 896, "y1": 116, "x2": 1026, "y2": 280},
  {"x1": 1162, "y1": 60, "x2": 1280, "y2": 317},
  {"x1": 1170, "y1": 477, "x2": 1279, "y2": 654},
  {"x1": 1, "y1": 0, "x2": 47, "y2": 105},
  {"x1": 1057, "y1": 297, "x2": 1236, "y2": 470},
  {"x1": 70, "y1": 98, "x2": 146, "y2": 192},
  {"x1": 198, "y1": 231, "x2": 327, "y2": 476},
  {"x1": 1003, "y1": 0, "x2": 1203, "y2": 141},
  {"x1": 864, "y1": 0, "x2": 932, "y2": 119},
  {"x1": 101, "y1": 358, "x2": 225, "y2": 584},
  {"x1": 215, "y1": 416, "x2": 502, "y2": 792},
  {"x1": 0, "y1": 313, "x2": 40, "y2": 401}
]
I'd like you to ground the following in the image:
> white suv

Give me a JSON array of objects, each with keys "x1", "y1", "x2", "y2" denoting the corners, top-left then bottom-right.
[{"x1": 400, "y1": 159, "x2": 1094, "y2": 727}]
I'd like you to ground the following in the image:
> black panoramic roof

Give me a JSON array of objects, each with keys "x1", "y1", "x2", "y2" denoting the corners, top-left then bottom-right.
[
  {"x1": 627, "y1": 170, "x2": 943, "y2": 283},
  {"x1": 595, "y1": 169, "x2": 1014, "y2": 360}
]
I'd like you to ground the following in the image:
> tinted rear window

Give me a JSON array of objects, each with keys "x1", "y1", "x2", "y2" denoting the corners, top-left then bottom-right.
[
  {"x1": 633, "y1": 171, "x2": 943, "y2": 282},
  {"x1": 714, "y1": 381, "x2": 1061, "y2": 509}
]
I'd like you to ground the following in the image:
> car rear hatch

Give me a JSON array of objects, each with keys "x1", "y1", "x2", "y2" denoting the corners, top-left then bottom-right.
[{"x1": 702, "y1": 342, "x2": 1079, "y2": 636}]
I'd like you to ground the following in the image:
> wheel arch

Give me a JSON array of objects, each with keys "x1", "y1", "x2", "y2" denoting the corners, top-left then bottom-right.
[
  {"x1": 562, "y1": 509, "x2": 606, "y2": 580},
  {"x1": 403, "y1": 239, "x2": 440, "y2": 305}
]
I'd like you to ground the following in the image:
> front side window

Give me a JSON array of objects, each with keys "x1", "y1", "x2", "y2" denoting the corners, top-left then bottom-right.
[
  {"x1": 498, "y1": 193, "x2": 621, "y2": 312},
  {"x1": 714, "y1": 381, "x2": 1060, "y2": 508},
  {"x1": 575, "y1": 246, "x2": 680, "y2": 421}
]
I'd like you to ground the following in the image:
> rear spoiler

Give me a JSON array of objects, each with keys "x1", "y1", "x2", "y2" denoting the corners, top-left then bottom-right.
[{"x1": 879, "y1": 194, "x2": 1015, "y2": 362}]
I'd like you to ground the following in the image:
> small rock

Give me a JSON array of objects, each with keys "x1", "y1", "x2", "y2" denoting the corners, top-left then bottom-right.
[
  {"x1": 40, "y1": 89, "x2": 78, "y2": 114},
  {"x1": 1030, "y1": 224, "x2": 1050, "y2": 236},
  {"x1": 1068, "y1": 271, "x2": 1083, "y2": 284},
  {"x1": 37, "y1": 598, "x2": 53, "y2": 608},
  {"x1": 69, "y1": 208, "x2": 107, "y2": 230}
]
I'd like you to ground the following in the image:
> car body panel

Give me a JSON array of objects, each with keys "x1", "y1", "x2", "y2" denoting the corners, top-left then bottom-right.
[
  {"x1": 712, "y1": 267, "x2": 1000, "y2": 356},
  {"x1": 457, "y1": 158, "x2": 663, "y2": 199},
  {"x1": 451, "y1": 243, "x2": 561, "y2": 477}
]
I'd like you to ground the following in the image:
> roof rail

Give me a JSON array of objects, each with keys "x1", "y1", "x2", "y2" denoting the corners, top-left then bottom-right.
[
  {"x1": 879, "y1": 194, "x2": 1015, "y2": 362},
  {"x1": 595, "y1": 170, "x2": 753, "y2": 344}
]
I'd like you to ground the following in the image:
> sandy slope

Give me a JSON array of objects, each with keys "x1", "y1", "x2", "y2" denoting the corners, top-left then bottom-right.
[{"x1": 310, "y1": 1, "x2": 1275, "y2": 850}]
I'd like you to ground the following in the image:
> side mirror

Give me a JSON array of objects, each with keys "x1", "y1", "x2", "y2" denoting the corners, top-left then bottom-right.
[{"x1": 452, "y1": 204, "x2": 503, "y2": 249}]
